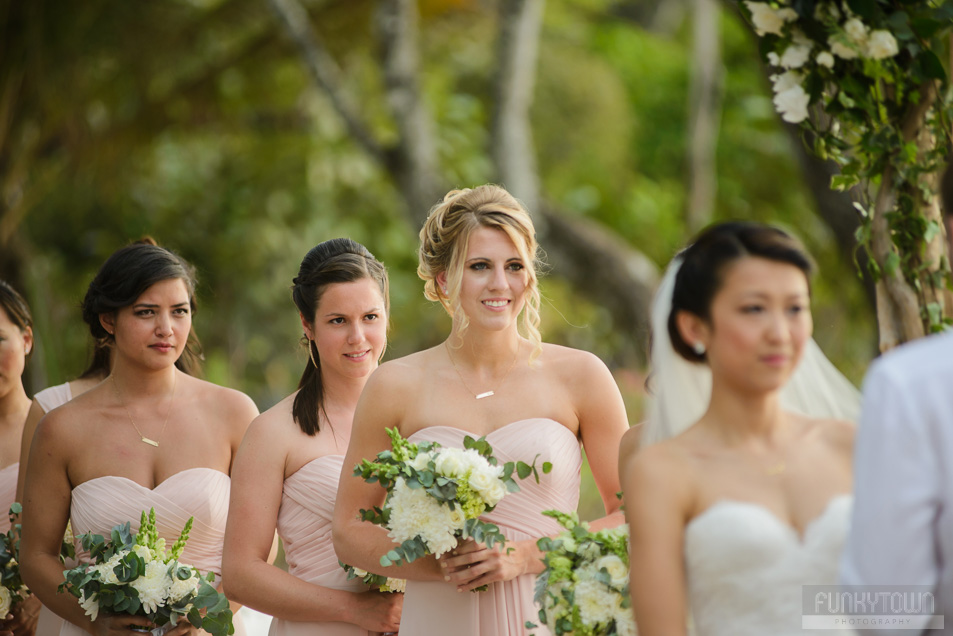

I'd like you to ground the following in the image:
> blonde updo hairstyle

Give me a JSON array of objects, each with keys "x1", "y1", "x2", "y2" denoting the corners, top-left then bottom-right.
[{"x1": 418, "y1": 185, "x2": 543, "y2": 361}]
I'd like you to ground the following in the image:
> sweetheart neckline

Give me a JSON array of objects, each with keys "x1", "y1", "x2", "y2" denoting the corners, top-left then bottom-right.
[
  {"x1": 0, "y1": 463, "x2": 18, "y2": 475},
  {"x1": 285, "y1": 454, "x2": 343, "y2": 481},
  {"x1": 73, "y1": 467, "x2": 229, "y2": 493},
  {"x1": 406, "y1": 417, "x2": 576, "y2": 441},
  {"x1": 687, "y1": 493, "x2": 852, "y2": 544}
]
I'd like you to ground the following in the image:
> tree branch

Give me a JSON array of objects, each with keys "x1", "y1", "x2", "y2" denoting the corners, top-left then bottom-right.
[
  {"x1": 267, "y1": 0, "x2": 388, "y2": 166},
  {"x1": 375, "y1": 0, "x2": 442, "y2": 222},
  {"x1": 492, "y1": 0, "x2": 544, "y2": 213}
]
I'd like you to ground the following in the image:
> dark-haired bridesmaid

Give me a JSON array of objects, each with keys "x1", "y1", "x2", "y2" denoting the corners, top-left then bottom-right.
[
  {"x1": 20, "y1": 242, "x2": 259, "y2": 636},
  {"x1": 222, "y1": 239, "x2": 402, "y2": 636}
]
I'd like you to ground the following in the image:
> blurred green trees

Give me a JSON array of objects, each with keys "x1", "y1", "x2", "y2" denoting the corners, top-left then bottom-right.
[{"x1": 2, "y1": 0, "x2": 876, "y2": 411}]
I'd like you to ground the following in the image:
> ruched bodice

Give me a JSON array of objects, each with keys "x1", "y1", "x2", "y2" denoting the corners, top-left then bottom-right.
[
  {"x1": 69, "y1": 468, "x2": 231, "y2": 581},
  {"x1": 685, "y1": 494, "x2": 854, "y2": 636},
  {"x1": 399, "y1": 418, "x2": 582, "y2": 636},
  {"x1": 269, "y1": 455, "x2": 368, "y2": 636},
  {"x1": 0, "y1": 463, "x2": 17, "y2": 534},
  {"x1": 62, "y1": 467, "x2": 246, "y2": 636}
]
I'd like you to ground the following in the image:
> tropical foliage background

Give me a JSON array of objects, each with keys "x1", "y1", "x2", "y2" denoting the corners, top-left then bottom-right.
[{"x1": 4, "y1": 0, "x2": 912, "y2": 518}]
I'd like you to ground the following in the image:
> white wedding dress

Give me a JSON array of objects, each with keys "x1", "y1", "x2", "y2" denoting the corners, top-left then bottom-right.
[{"x1": 684, "y1": 495, "x2": 854, "y2": 635}]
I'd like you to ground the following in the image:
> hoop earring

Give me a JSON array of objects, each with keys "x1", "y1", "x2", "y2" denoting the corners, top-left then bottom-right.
[
  {"x1": 308, "y1": 339, "x2": 319, "y2": 368},
  {"x1": 378, "y1": 340, "x2": 388, "y2": 363}
]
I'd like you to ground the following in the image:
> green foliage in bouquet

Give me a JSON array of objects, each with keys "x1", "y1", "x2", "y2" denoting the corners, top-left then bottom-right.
[
  {"x1": 527, "y1": 511, "x2": 634, "y2": 636},
  {"x1": 0, "y1": 503, "x2": 29, "y2": 617},
  {"x1": 354, "y1": 427, "x2": 551, "y2": 571},
  {"x1": 338, "y1": 561, "x2": 406, "y2": 593},
  {"x1": 59, "y1": 508, "x2": 233, "y2": 636}
]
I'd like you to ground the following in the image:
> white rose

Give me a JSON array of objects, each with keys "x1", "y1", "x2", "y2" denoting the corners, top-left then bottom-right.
[
  {"x1": 434, "y1": 448, "x2": 468, "y2": 477},
  {"x1": 829, "y1": 38, "x2": 859, "y2": 59},
  {"x1": 447, "y1": 507, "x2": 466, "y2": 532},
  {"x1": 816, "y1": 51, "x2": 835, "y2": 68},
  {"x1": 409, "y1": 451, "x2": 432, "y2": 472},
  {"x1": 844, "y1": 17, "x2": 868, "y2": 44},
  {"x1": 866, "y1": 30, "x2": 899, "y2": 60},
  {"x1": 596, "y1": 554, "x2": 628, "y2": 587},
  {"x1": 745, "y1": 2, "x2": 791, "y2": 37},
  {"x1": 780, "y1": 40, "x2": 812, "y2": 69},
  {"x1": 773, "y1": 82, "x2": 810, "y2": 123},
  {"x1": 0, "y1": 587, "x2": 10, "y2": 620},
  {"x1": 483, "y1": 479, "x2": 507, "y2": 508}
]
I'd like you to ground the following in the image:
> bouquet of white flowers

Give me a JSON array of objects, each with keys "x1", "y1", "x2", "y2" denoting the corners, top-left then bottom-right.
[
  {"x1": 0, "y1": 503, "x2": 30, "y2": 619},
  {"x1": 59, "y1": 508, "x2": 233, "y2": 636},
  {"x1": 339, "y1": 562, "x2": 406, "y2": 593},
  {"x1": 527, "y1": 511, "x2": 634, "y2": 636},
  {"x1": 354, "y1": 427, "x2": 549, "y2": 582}
]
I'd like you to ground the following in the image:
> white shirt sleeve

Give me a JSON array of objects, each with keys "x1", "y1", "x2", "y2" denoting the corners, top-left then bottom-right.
[{"x1": 841, "y1": 357, "x2": 942, "y2": 634}]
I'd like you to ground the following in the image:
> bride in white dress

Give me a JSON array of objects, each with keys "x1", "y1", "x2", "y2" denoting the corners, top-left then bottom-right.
[{"x1": 620, "y1": 222, "x2": 862, "y2": 636}]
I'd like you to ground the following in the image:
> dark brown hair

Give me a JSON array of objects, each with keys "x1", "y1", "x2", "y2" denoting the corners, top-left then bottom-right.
[
  {"x1": 81, "y1": 242, "x2": 202, "y2": 374},
  {"x1": 669, "y1": 221, "x2": 814, "y2": 363},
  {"x1": 0, "y1": 280, "x2": 33, "y2": 361},
  {"x1": 292, "y1": 238, "x2": 389, "y2": 436}
]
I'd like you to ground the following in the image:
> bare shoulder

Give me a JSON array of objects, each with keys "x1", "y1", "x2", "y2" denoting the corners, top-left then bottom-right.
[
  {"x1": 245, "y1": 393, "x2": 296, "y2": 439},
  {"x1": 540, "y1": 343, "x2": 607, "y2": 370},
  {"x1": 540, "y1": 343, "x2": 614, "y2": 387},
  {"x1": 365, "y1": 348, "x2": 437, "y2": 397},
  {"x1": 623, "y1": 438, "x2": 695, "y2": 495},
  {"x1": 184, "y1": 375, "x2": 259, "y2": 430},
  {"x1": 618, "y1": 424, "x2": 645, "y2": 470},
  {"x1": 813, "y1": 416, "x2": 856, "y2": 457}
]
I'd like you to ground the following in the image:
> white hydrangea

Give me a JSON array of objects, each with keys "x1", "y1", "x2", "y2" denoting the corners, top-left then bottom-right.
[
  {"x1": 0, "y1": 587, "x2": 11, "y2": 619},
  {"x1": 386, "y1": 479, "x2": 459, "y2": 557},
  {"x1": 745, "y1": 2, "x2": 798, "y2": 37},
  {"x1": 575, "y1": 579, "x2": 617, "y2": 626},
  {"x1": 866, "y1": 30, "x2": 899, "y2": 59},
  {"x1": 614, "y1": 598, "x2": 638, "y2": 636},
  {"x1": 596, "y1": 554, "x2": 629, "y2": 587},
  {"x1": 78, "y1": 590, "x2": 99, "y2": 622},
  {"x1": 816, "y1": 51, "x2": 835, "y2": 68},
  {"x1": 130, "y1": 560, "x2": 171, "y2": 614}
]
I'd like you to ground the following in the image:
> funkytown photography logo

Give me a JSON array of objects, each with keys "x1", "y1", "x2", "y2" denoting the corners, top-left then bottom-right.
[{"x1": 803, "y1": 586, "x2": 944, "y2": 630}]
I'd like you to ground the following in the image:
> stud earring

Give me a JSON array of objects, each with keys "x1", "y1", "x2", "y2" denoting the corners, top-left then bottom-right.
[{"x1": 692, "y1": 342, "x2": 706, "y2": 356}]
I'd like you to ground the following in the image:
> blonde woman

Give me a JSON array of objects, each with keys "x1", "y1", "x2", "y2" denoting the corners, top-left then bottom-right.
[{"x1": 333, "y1": 185, "x2": 629, "y2": 635}]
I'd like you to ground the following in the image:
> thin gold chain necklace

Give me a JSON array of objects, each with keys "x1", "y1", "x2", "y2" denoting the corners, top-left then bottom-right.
[
  {"x1": 445, "y1": 341, "x2": 520, "y2": 399},
  {"x1": 111, "y1": 373, "x2": 177, "y2": 447}
]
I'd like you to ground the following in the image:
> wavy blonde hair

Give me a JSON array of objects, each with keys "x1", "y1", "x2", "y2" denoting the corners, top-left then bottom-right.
[{"x1": 418, "y1": 185, "x2": 543, "y2": 361}]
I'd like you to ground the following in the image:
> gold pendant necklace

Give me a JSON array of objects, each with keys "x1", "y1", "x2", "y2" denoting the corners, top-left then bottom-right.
[
  {"x1": 111, "y1": 373, "x2": 177, "y2": 447},
  {"x1": 445, "y1": 341, "x2": 520, "y2": 400}
]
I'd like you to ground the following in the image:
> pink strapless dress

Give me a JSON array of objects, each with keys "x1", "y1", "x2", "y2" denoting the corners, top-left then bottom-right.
[
  {"x1": 269, "y1": 455, "x2": 370, "y2": 636},
  {"x1": 399, "y1": 418, "x2": 582, "y2": 636},
  {"x1": 0, "y1": 463, "x2": 17, "y2": 534},
  {"x1": 60, "y1": 468, "x2": 245, "y2": 636}
]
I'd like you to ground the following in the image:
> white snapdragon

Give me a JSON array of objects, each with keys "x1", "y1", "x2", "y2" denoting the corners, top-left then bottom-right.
[
  {"x1": 866, "y1": 30, "x2": 899, "y2": 59},
  {"x1": 132, "y1": 545, "x2": 154, "y2": 563},
  {"x1": 745, "y1": 2, "x2": 798, "y2": 37}
]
